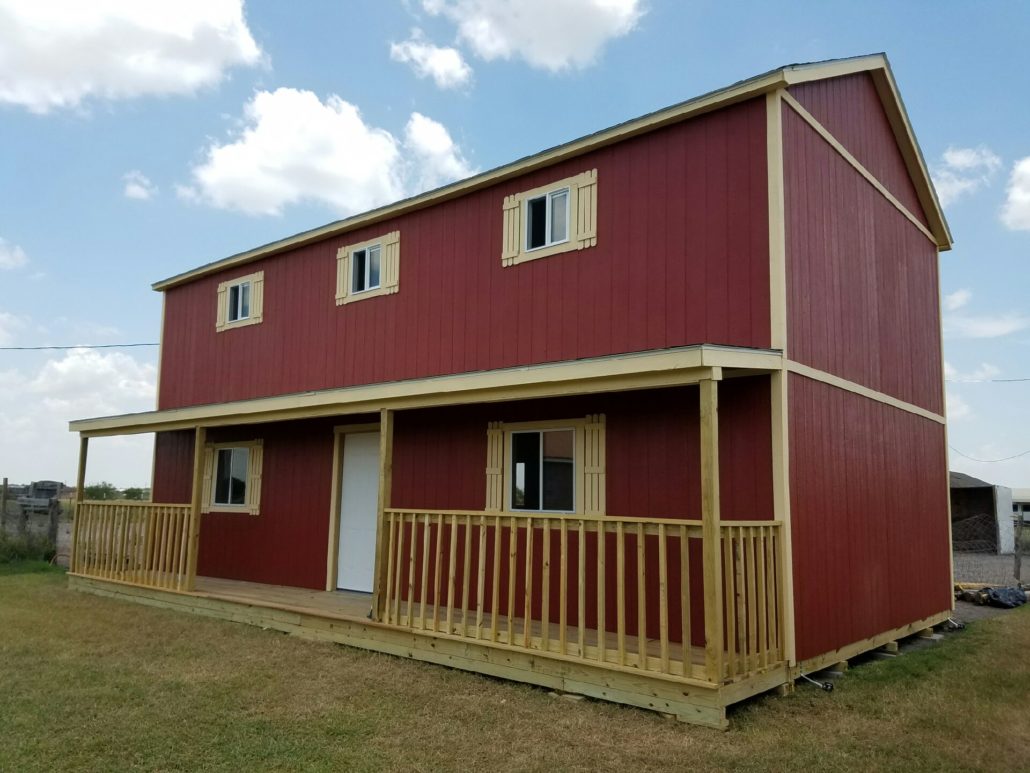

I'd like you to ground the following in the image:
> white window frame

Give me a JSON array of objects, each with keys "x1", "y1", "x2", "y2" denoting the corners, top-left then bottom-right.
[
  {"x1": 226, "y1": 280, "x2": 251, "y2": 323},
  {"x1": 524, "y1": 187, "x2": 570, "y2": 253},
  {"x1": 507, "y1": 426, "x2": 577, "y2": 514},
  {"x1": 349, "y1": 242, "x2": 383, "y2": 296}
]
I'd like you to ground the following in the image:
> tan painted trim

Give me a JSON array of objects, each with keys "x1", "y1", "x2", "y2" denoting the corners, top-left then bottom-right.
[
  {"x1": 333, "y1": 422, "x2": 382, "y2": 435},
  {"x1": 786, "y1": 360, "x2": 945, "y2": 423},
  {"x1": 934, "y1": 246, "x2": 955, "y2": 607},
  {"x1": 185, "y1": 426, "x2": 206, "y2": 591},
  {"x1": 201, "y1": 439, "x2": 263, "y2": 515},
  {"x1": 766, "y1": 91, "x2": 788, "y2": 354},
  {"x1": 336, "y1": 231, "x2": 400, "y2": 305},
  {"x1": 502, "y1": 169, "x2": 598, "y2": 267},
  {"x1": 770, "y1": 370, "x2": 796, "y2": 665},
  {"x1": 325, "y1": 429, "x2": 345, "y2": 592},
  {"x1": 70, "y1": 346, "x2": 777, "y2": 436},
  {"x1": 155, "y1": 293, "x2": 166, "y2": 408},
  {"x1": 215, "y1": 270, "x2": 265, "y2": 332},
  {"x1": 781, "y1": 92, "x2": 937, "y2": 246},
  {"x1": 372, "y1": 409, "x2": 394, "y2": 619},
  {"x1": 699, "y1": 378, "x2": 723, "y2": 682}
]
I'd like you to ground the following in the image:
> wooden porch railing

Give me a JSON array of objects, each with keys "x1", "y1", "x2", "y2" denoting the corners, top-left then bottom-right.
[
  {"x1": 71, "y1": 502, "x2": 194, "y2": 591},
  {"x1": 379, "y1": 508, "x2": 784, "y2": 684}
]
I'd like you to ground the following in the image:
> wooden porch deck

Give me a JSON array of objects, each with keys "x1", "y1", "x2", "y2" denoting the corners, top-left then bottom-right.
[{"x1": 69, "y1": 572, "x2": 793, "y2": 730}]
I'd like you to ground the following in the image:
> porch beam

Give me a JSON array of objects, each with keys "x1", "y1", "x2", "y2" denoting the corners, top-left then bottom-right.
[
  {"x1": 700, "y1": 376, "x2": 724, "y2": 682},
  {"x1": 371, "y1": 408, "x2": 395, "y2": 621},
  {"x1": 184, "y1": 425, "x2": 207, "y2": 592},
  {"x1": 70, "y1": 435, "x2": 89, "y2": 573}
]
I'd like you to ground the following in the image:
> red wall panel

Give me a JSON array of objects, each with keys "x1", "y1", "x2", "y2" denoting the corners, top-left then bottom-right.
[
  {"x1": 788, "y1": 375, "x2": 951, "y2": 662},
  {"x1": 784, "y1": 106, "x2": 944, "y2": 414},
  {"x1": 158, "y1": 99, "x2": 769, "y2": 410},
  {"x1": 788, "y1": 73, "x2": 928, "y2": 227}
]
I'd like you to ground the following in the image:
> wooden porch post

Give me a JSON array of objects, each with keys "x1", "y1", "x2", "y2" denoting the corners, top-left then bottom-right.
[
  {"x1": 70, "y1": 435, "x2": 89, "y2": 572},
  {"x1": 184, "y1": 426, "x2": 207, "y2": 592},
  {"x1": 700, "y1": 374, "x2": 724, "y2": 682},
  {"x1": 370, "y1": 408, "x2": 394, "y2": 621}
]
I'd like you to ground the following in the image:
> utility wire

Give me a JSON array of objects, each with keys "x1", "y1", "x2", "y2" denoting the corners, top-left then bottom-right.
[
  {"x1": 0, "y1": 343, "x2": 159, "y2": 351},
  {"x1": 946, "y1": 377, "x2": 1030, "y2": 383},
  {"x1": 949, "y1": 445, "x2": 1030, "y2": 464}
]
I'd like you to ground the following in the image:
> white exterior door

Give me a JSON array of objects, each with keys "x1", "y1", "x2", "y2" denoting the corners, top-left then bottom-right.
[{"x1": 337, "y1": 432, "x2": 380, "y2": 592}]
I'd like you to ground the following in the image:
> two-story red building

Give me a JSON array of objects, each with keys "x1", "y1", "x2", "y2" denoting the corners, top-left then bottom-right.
[{"x1": 69, "y1": 53, "x2": 953, "y2": 728}]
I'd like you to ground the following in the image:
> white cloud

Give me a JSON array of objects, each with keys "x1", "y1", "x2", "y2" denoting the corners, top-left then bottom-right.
[
  {"x1": 123, "y1": 170, "x2": 158, "y2": 200},
  {"x1": 946, "y1": 391, "x2": 971, "y2": 421},
  {"x1": 0, "y1": 0, "x2": 263, "y2": 113},
  {"x1": 0, "y1": 237, "x2": 28, "y2": 269},
  {"x1": 944, "y1": 312, "x2": 1030, "y2": 339},
  {"x1": 421, "y1": 0, "x2": 643, "y2": 71},
  {"x1": 0, "y1": 311, "x2": 27, "y2": 345},
  {"x1": 404, "y1": 112, "x2": 474, "y2": 191},
  {"x1": 931, "y1": 145, "x2": 1001, "y2": 207},
  {"x1": 944, "y1": 361, "x2": 1001, "y2": 383},
  {"x1": 179, "y1": 88, "x2": 474, "y2": 216},
  {"x1": 390, "y1": 28, "x2": 472, "y2": 89},
  {"x1": 943, "y1": 288, "x2": 971, "y2": 312},
  {"x1": 1001, "y1": 156, "x2": 1030, "y2": 231},
  {"x1": 0, "y1": 347, "x2": 157, "y2": 487}
]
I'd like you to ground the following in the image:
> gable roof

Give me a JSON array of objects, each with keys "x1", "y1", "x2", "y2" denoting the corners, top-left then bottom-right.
[{"x1": 153, "y1": 53, "x2": 951, "y2": 292}]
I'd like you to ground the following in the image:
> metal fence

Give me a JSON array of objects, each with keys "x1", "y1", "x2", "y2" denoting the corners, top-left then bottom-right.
[{"x1": 952, "y1": 512, "x2": 1026, "y2": 585}]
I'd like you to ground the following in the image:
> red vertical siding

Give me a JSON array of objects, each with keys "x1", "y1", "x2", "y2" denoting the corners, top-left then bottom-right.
[
  {"x1": 158, "y1": 98, "x2": 769, "y2": 410},
  {"x1": 784, "y1": 106, "x2": 943, "y2": 414},
  {"x1": 151, "y1": 430, "x2": 194, "y2": 503},
  {"x1": 788, "y1": 73, "x2": 928, "y2": 227},
  {"x1": 788, "y1": 375, "x2": 951, "y2": 662}
]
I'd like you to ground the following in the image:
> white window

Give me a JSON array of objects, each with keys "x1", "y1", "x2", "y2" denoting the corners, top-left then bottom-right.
[
  {"x1": 351, "y1": 243, "x2": 382, "y2": 295},
  {"x1": 216, "y1": 270, "x2": 264, "y2": 332},
  {"x1": 202, "y1": 440, "x2": 264, "y2": 514},
  {"x1": 227, "y1": 281, "x2": 251, "y2": 322},
  {"x1": 214, "y1": 447, "x2": 250, "y2": 506},
  {"x1": 510, "y1": 428, "x2": 576, "y2": 513},
  {"x1": 525, "y1": 188, "x2": 569, "y2": 251}
]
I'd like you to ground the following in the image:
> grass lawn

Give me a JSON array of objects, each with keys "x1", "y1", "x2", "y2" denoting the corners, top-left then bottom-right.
[{"x1": 2, "y1": 565, "x2": 1028, "y2": 772}]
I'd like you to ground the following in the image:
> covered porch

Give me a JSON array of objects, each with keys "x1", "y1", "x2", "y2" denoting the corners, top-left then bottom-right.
[{"x1": 68, "y1": 345, "x2": 794, "y2": 728}]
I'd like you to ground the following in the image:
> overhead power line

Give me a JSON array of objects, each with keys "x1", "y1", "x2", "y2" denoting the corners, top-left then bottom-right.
[
  {"x1": 946, "y1": 377, "x2": 1030, "y2": 383},
  {"x1": 0, "y1": 343, "x2": 159, "y2": 351},
  {"x1": 949, "y1": 445, "x2": 1030, "y2": 464}
]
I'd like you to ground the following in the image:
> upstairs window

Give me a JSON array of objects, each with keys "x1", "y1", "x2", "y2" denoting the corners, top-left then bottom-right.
[
  {"x1": 501, "y1": 169, "x2": 598, "y2": 267},
  {"x1": 227, "y1": 281, "x2": 250, "y2": 322},
  {"x1": 216, "y1": 270, "x2": 264, "y2": 332},
  {"x1": 337, "y1": 231, "x2": 400, "y2": 305},
  {"x1": 526, "y1": 188, "x2": 569, "y2": 251},
  {"x1": 351, "y1": 243, "x2": 382, "y2": 294}
]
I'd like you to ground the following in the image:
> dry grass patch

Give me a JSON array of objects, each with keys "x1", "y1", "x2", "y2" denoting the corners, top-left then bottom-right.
[{"x1": 1, "y1": 566, "x2": 1028, "y2": 772}]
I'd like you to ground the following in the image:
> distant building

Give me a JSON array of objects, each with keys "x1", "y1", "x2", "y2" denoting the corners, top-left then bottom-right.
[
  {"x1": 1011, "y1": 488, "x2": 1030, "y2": 523},
  {"x1": 950, "y1": 471, "x2": 1014, "y2": 554}
]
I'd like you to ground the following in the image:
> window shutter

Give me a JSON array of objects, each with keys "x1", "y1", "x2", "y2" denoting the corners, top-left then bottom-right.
[
  {"x1": 215, "y1": 285, "x2": 228, "y2": 332},
  {"x1": 247, "y1": 441, "x2": 264, "y2": 515},
  {"x1": 573, "y1": 169, "x2": 598, "y2": 250},
  {"x1": 501, "y1": 195, "x2": 521, "y2": 266},
  {"x1": 251, "y1": 273, "x2": 265, "y2": 323},
  {"x1": 582, "y1": 413, "x2": 606, "y2": 516},
  {"x1": 335, "y1": 246, "x2": 350, "y2": 305},
  {"x1": 382, "y1": 231, "x2": 400, "y2": 294},
  {"x1": 201, "y1": 447, "x2": 214, "y2": 513},
  {"x1": 485, "y1": 422, "x2": 504, "y2": 511}
]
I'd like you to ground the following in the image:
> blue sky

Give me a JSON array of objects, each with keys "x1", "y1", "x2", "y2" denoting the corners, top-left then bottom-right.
[{"x1": 0, "y1": 0, "x2": 1028, "y2": 488}]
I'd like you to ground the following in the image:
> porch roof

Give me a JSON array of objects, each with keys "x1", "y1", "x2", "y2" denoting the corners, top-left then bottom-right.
[{"x1": 69, "y1": 344, "x2": 781, "y2": 437}]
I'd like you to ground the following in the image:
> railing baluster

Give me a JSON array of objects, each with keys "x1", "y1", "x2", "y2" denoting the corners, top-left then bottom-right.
[
  {"x1": 406, "y1": 514, "x2": 418, "y2": 628},
  {"x1": 446, "y1": 513, "x2": 458, "y2": 634},
  {"x1": 636, "y1": 522, "x2": 646, "y2": 667},
  {"x1": 490, "y1": 515, "x2": 501, "y2": 642},
  {"x1": 523, "y1": 516, "x2": 534, "y2": 648},
  {"x1": 578, "y1": 519, "x2": 586, "y2": 658},
  {"x1": 680, "y1": 524, "x2": 691, "y2": 675},
  {"x1": 419, "y1": 512, "x2": 431, "y2": 630},
  {"x1": 506, "y1": 516, "x2": 517, "y2": 646},
  {"x1": 658, "y1": 522, "x2": 669, "y2": 673},
  {"x1": 746, "y1": 527, "x2": 758, "y2": 672},
  {"x1": 596, "y1": 520, "x2": 605, "y2": 664},
  {"x1": 461, "y1": 513, "x2": 472, "y2": 637},
  {"x1": 558, "y1": 518, "x2": 568, "y2": 655},
  {"x1": 433, "y1": 512, "x2": 443, "y2": 632},
  {"x1": 476, "y1": 515, "x2": 487, "y2": 639},
  {"x1": 756, "y1": 526, "x2": 768, "y2": 669},
  {"x1": 541, "y1": 518, "x2": 551, "y2": 651},
  {"x1": 616, "y1": 521, "x2": 625, "y2": 666},
  {"x1": 723, "y1": 528, "x2": 736, "y2": 678},
  {"x1": 735, "y1": 527, "x2": 746, "y2": 672}
]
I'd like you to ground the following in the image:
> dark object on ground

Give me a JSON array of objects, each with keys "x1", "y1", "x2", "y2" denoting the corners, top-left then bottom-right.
[{"x1": 986, "y1": 587, "x2": 1027, "y2": 609}]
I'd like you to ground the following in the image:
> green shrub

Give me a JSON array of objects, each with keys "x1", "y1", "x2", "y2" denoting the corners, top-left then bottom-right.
[{"x1": 0, "y1": 531, "x2": 56, "y2": 564}]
